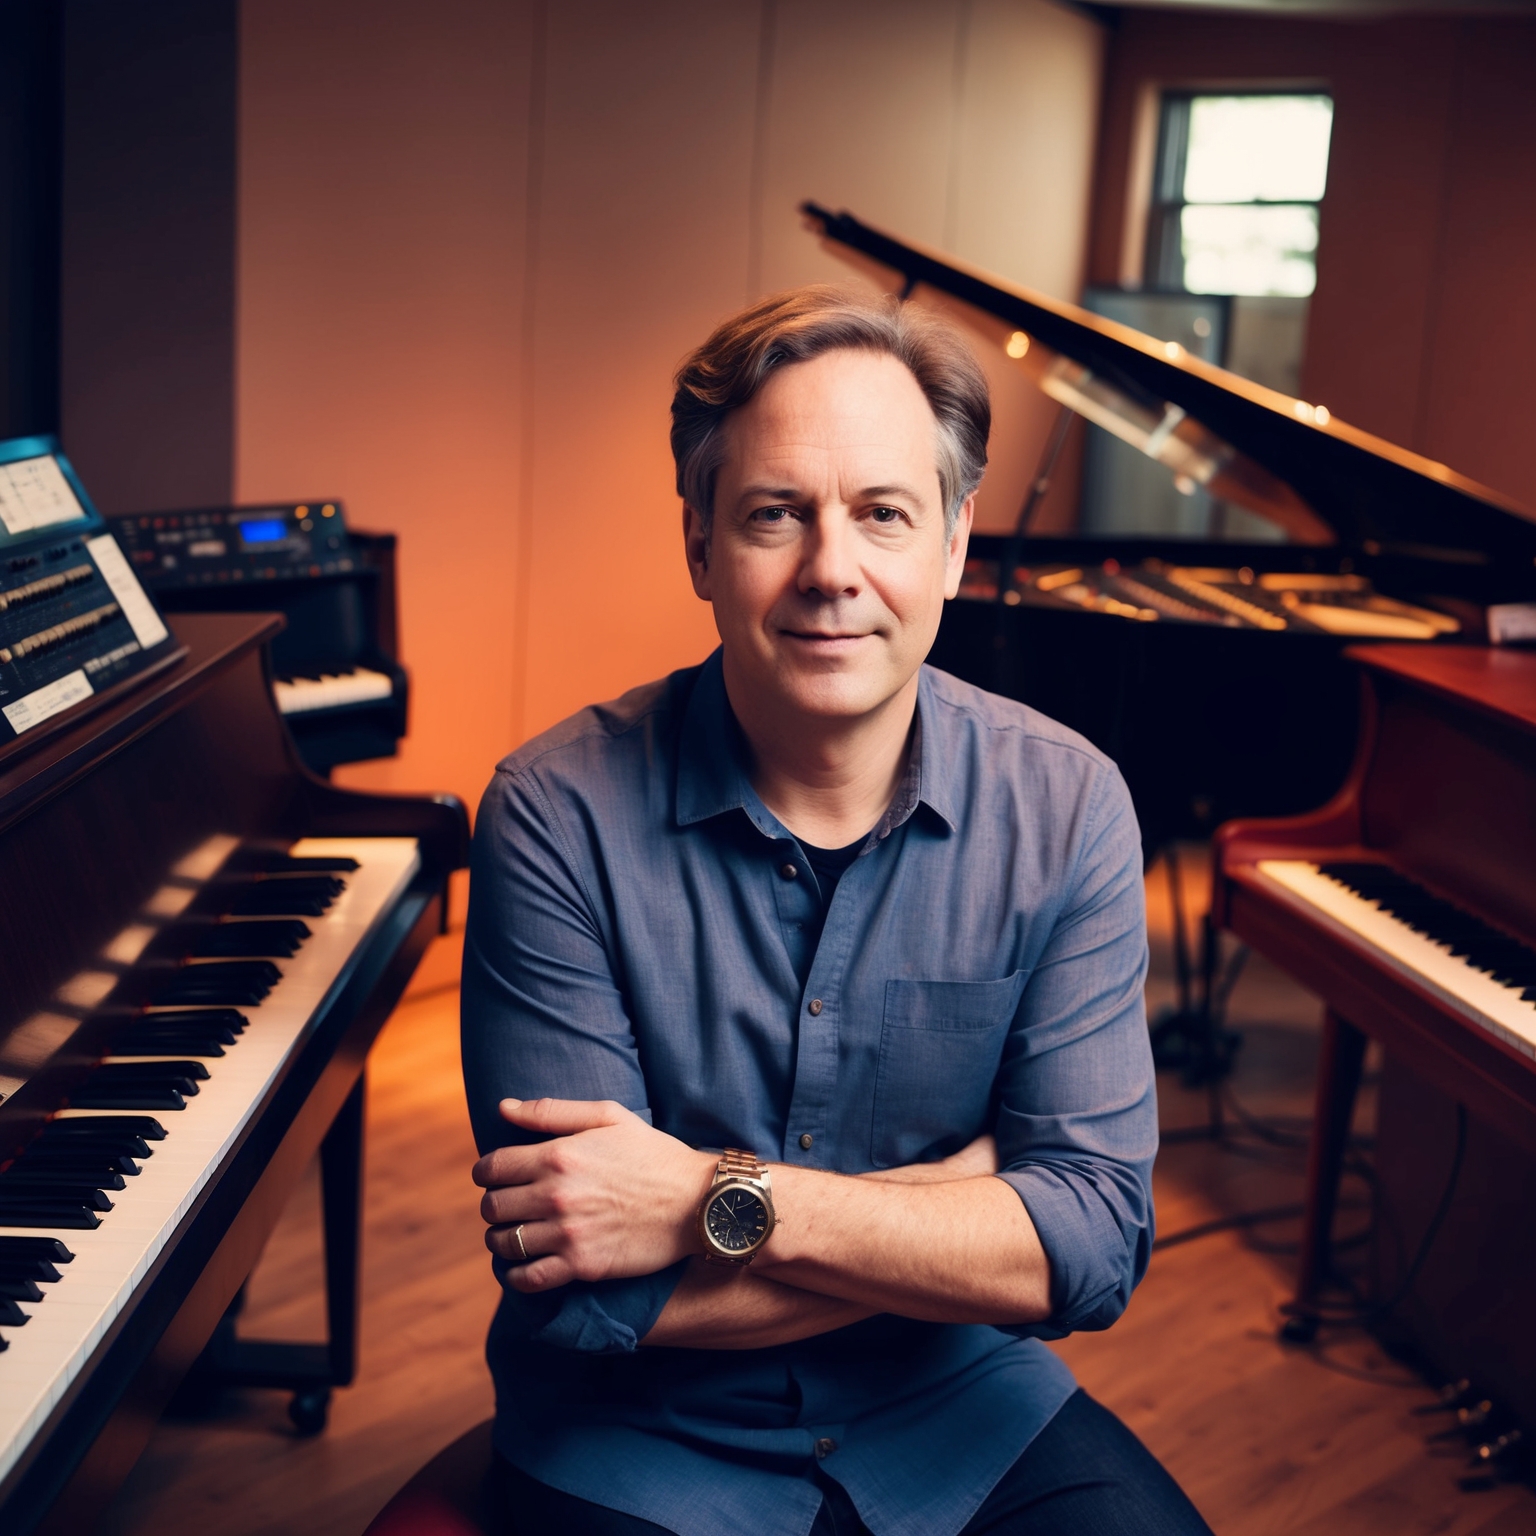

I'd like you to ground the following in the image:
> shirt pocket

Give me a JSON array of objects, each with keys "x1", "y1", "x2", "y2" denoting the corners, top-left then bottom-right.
[{"x1": 871, "y1": 973, "x2": 1029, "y2": 1169}]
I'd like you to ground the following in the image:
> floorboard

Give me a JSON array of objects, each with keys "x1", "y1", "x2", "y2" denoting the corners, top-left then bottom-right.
[{"x1": 95, "y1": 850, "x2": 1536, "y2": 1534}]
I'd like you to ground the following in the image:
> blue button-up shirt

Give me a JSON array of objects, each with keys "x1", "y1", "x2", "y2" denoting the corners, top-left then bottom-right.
[{"x1": 461, "y1": 650, "x2": 1156, "y2": 1536}]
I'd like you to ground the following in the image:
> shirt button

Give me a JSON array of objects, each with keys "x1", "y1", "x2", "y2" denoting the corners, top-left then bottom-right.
[
  {"x1": 815, "y1": 1437, "x2": 838, "y2": 1460},
  {"x1": 779, "y1": 863, "x2": 798, "y2": 880},
  {"x1": 808, "y1": 998, "x2": 823, "y2": 1016},
  {"x1": 799, "y1": 1133, "x2": 814, "y2": 1150}
]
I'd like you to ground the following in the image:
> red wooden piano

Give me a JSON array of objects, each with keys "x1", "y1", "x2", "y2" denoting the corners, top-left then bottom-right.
[{"x1": 1214, "y1": 644, "x2": 1536, "y2": 1414}]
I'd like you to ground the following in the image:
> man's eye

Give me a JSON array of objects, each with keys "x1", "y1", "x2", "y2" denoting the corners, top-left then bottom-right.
[
  {"x1": 870, "y1": 506, "x2": 903, "y2": 524},
  {"x1": 753, "y1": 506, "x2": 792, "y2": 523}
]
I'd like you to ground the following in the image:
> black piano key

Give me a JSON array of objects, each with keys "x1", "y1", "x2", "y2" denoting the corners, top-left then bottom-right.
[
  {"x1": 0, "y1": 1166, "x2": 128, "y2": 1191},
  {"x1": 225, "y1": 848, "x2": 358, "y2": 874},
  {"x1": 168, "y1": 920, "x2": 310, "y2": 958},
  {"x1": 38, "y1": 1116, "x2": 165, "y2": 1142},
  {"x1": 68, "y1": 1083, "x2": 187, "y2": 1110},
  {"x1": 0, "y1": 1200, "x2": 106, "y2": 1226},
  {"x1": 0, "y1": 1299, "x2": 30, "y2": 1326},
  {"x1": 216, "y1": 886, "x2": 336, "y2": 918},
  {"x1": 0, "y1": 1277, "x2": 44, "y2": 1302},
  {"x1": 138, "y1": 1010, "x2": 246, "y2": 1036},
  {"x1": 36, "y1": 1129, "x2": 154, "y2": 1160},
  {"x1": 0, "y1": 1183, "x2": 114, "y2": 1210},
  {"x1": 20, "y1": 1149, "x2": 140, "y2": 1176},
  {"x1": 112, "y1": 1032, "x2": 226, "y2": 1058},
  {"x1": 0, "y1": 1259, "x2": 60, "y2": 1282},
  {"x1": 93, "y1": 1060, "x2": 209, "y2": 1083},
  {"x1": 142, "y1": 961, "x2": 279, "y2": 1006},
  {"x1": 0, "y1": 1236, "x2": 75, "y2": 1261}
]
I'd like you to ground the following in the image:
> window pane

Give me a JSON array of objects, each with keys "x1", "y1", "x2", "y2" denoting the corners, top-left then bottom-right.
[
  {"x1": 1183, "y1": 95, "x2": 1333, "y2": 204},
  {"x1": 1181, "y1": 204, "x2": 1320, "y2": 297}
]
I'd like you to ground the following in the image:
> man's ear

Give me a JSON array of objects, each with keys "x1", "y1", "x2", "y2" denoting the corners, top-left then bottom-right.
[
  {"x1": 683, "y1": 502, "x2": 712, "y2": 599},
  {"x1": 943, "y1": 494, "x2": 976, "y2": 600}
]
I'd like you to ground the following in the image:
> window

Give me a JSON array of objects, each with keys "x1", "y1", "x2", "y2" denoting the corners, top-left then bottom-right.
[{"x1": 1146, "y1": 92, "x2": 1334, "y2": 297}]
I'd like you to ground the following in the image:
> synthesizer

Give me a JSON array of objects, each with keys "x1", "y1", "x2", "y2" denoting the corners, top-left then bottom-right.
[
  {"x1": 109, "y1": 502, "x2": 408, "y2": 773},
  {"x1": 0, "y1": 438, "x2": 182, "y2": 758}
]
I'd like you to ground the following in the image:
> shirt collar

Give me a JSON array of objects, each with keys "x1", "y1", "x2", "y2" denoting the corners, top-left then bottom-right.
[{"x1": 675, "y1": 649, "x2": 959, "y2": 840}]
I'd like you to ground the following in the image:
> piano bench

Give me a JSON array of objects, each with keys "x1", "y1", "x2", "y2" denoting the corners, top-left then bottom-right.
[{"x1": 364, "y1": 1419, "x2": 497, "y2": 1536}]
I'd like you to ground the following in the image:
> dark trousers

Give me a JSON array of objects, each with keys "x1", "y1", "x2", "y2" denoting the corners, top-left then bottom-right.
[{"x1": 492, "y1": 1389, "x2": 1214, "y2": 1535}]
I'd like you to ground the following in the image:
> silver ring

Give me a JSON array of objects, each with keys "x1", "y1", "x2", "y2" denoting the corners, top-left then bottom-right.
[{"x1": 514, "y1": 1223, "x2": 529, "y2": 1263}]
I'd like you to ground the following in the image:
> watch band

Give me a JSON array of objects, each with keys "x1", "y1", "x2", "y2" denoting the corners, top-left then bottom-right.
[{"x1": 716, "y1": 1148, "x2": 767, "y2": 1183}]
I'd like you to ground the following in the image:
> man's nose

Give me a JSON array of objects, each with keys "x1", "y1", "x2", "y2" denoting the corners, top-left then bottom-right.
[{"x1": 797, "y1": 512, "x2": 861, "y2": 599}]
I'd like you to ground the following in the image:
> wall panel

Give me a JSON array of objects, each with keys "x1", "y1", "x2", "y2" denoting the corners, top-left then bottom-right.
[
  {"x1": 237, "y1": 0, "x2": 531, "y2": 814},
  {"x1": 237, "y1": 0, "x2": 1107, "y2": 809},
  {"x1": 516, "y1": 0, "x2": 760, "y2": 741}
]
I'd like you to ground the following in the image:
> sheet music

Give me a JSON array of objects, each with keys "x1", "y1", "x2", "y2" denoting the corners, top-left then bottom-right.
[
  {"x1": 0, "y1": 456, "x2": 88, "y2": 537},
  {"x1": 85, "y1": 534, "x2": 170, "y2": 650}
]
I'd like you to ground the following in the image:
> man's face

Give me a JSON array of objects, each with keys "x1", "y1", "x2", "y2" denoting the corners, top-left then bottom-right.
[{"x1": 685, "y1": 348, "x2": 973, "y2": 727}]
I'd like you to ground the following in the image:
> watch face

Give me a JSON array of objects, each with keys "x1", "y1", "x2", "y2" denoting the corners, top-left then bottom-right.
[{"x1": 705, "y1": 1185, "x2": 770, "y2": 1253}]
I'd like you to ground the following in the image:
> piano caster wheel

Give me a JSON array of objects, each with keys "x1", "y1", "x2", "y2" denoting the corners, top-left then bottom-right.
[
  {"x1": 1279, "y1": 1312, "x2": 1319, "y2": 1345},
  {"x1": 288, "y1": 1387, "x2": 332, "y2": 1436}
]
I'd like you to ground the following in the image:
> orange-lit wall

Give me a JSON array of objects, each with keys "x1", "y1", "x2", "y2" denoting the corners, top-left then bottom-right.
[
  {"x1": 1087, "y1": 10, "x2": 1536, "y2": 512},
  {"x1": 236, "y1": 0, "x2": 1107, "y2": 823}
]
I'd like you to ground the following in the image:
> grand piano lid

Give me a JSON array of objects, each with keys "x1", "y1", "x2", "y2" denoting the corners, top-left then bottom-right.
[{"x1": 801, "y1": 204, "x2": 1536, "y2": 589}]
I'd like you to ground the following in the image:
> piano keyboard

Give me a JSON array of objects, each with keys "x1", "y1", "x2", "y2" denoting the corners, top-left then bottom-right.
[
  {"x1": 1256, "y1": 859, "x2": 1536, "y2": 1060},
  {"x1": 0, "y1": 835, "x2": 420, "y2": 1487},
  {"x1": 272, "y1": 667, "x2": 394, "y2": 715}
]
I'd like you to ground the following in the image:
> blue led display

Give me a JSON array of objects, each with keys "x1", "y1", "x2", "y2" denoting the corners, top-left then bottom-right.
[{"x1": 239, "y1": 518, "x2": 288, "y2": 545}]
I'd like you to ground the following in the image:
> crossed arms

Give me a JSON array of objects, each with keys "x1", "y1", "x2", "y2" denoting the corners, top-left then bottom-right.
[{"x1": 473, "y1": 1101, "x2": 1049, "y2": 1349}]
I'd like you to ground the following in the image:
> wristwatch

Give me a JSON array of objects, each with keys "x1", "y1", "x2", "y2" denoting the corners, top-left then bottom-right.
[{"x1": 698, "y1": 1149, "x2": 776, "y2": 1265}]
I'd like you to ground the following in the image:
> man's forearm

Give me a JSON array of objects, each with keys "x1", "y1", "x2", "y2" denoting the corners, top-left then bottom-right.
[
  {"x1": 640, "y1": 1260, "x2": 874, "y2": 1349},
  {"x1": 756, "y1": 1168, "x2": 1052, "y2": 1324}
]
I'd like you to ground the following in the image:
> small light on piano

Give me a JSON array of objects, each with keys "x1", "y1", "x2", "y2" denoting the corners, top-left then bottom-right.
[
  {"x1": 1005, "y1": 332, "x2": 1029, "y2": 359},
  {"x1": 321, "y1": 504, "x2": 336, "y2": 517},
  {"x1": 1163, "y1": 341, "x2": 1182, "y2": 359},
  {"x1": 1293, "y1": 400, "x2": 1314, "y2": 420},
  {"x1": 1314, "y1": 404, "x2": 1331, "y2": 425}
]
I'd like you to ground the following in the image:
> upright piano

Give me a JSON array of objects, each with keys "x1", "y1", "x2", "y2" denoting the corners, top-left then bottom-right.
[
  {"x1": 0, "y1": 598, "x2": 467, "y2": 1528},
  {"x1": 1214, "y1": 646, "x2": 1536, "y2": 1428}
]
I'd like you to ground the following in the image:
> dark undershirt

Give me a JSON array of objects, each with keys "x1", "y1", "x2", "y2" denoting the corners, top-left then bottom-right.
[{"x1": 800, "y1": 835, "x2": 865, "y2": 908}]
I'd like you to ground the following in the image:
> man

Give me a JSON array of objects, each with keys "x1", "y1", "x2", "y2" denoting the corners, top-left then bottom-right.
[{"x1": 461, "y1": 288, "x2": 1211, "y2": 1536}]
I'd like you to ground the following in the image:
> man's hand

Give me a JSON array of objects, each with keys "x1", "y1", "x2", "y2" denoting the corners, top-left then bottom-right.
[{"x1": 472, "y1": 1098, "x2": 716, "y2": 1293}]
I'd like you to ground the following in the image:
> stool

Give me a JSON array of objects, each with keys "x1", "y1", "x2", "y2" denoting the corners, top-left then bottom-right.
[{"x1": 363, "y1": 1418, "x2": 498, "y2": 1536}]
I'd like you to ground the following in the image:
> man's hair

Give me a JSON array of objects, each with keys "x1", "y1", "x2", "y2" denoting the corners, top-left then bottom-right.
[{"x1": 671, "y1": 286, "x2": 990, "y2": 536}]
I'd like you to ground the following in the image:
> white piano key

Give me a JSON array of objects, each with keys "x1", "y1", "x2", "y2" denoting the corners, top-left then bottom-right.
[
  {"x1": 272, "y1": 667, "x2": 394, "y2": 715},
  {"x1": 1255, "y1": 860, "x2": 1536, "y2": 1059},
  {"x1": 0, "y1": 835, "x2": 420, "y2": 1485}
]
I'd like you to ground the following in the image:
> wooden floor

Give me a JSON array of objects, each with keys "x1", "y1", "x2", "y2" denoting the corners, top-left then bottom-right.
[{"x1": 97, "y1": 852, "x2": 1536, "y2": 1535}]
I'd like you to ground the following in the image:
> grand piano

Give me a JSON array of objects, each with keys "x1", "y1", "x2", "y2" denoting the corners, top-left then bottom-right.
[
  {"x1": 803, "y1": 204, "x2": 1536, "y2": 848},
  {"x1": 801, "y1": 209, "x2": 1536, "y2": 1437},
  {"x1": 0, "y1": 447, "x2": 469, "y2": 1532},
  {"x1": 804, "y1": 205, "x2": 1536, "y2": 1078}
]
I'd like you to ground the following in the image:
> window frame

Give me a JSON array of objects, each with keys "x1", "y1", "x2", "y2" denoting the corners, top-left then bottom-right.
[{"x1": 1144, "y1": 88, "x2": 1333, "y2": 295}]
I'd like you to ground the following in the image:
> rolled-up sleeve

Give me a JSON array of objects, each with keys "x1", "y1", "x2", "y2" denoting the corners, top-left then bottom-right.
[
  {"x1": 992, "y1": 762, "x2": 1157, "y2": 1336},
  {"x1": 461, "y1": 764, "x2": 685, "y2": 1352}
]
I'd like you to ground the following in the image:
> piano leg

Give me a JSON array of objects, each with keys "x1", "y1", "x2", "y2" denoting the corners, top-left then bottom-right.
[
  {"x1": 1282, "y1": 1009, "x2": 1367, "y2": 1343},
  {"x1": 189, "y1": 1074, "x2": 365, "y2": 1434}
]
